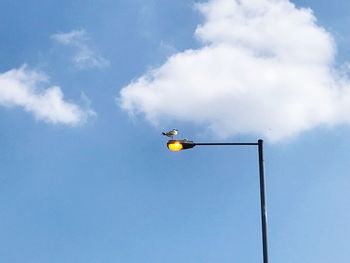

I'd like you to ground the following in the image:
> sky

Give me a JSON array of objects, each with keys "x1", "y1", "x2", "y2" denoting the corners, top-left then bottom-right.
[{"x1": 1, "y1": 0, "x2": 350, "y2": 262}]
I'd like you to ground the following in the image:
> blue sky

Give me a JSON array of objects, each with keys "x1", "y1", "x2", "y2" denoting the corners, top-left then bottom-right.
[{"x1": 1, "y1": 0, "x2": 350, "y2": 262}]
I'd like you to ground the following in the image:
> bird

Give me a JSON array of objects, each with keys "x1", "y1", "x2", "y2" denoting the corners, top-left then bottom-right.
[{"x1": 162, "y1": 129, "x2": 178, "y2": 139}]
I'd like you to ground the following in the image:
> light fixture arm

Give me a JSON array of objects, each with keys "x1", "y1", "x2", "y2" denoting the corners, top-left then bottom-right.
[{"x1": 194, "y1": 142, "x2": 258, "y2": 146}]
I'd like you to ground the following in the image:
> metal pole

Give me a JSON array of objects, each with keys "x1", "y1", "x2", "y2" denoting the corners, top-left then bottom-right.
[
  {"x1": 258, "y1": 139, "x2": 269, "y2": 263},
  {"x1": 173, "y1": 139, "x2": 269, "y2": 262}
]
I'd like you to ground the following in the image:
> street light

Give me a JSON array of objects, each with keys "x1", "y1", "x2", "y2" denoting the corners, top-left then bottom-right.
[
  {"x1": 167, "y1": 139, "x2": 195, "y2": 151},
  {"x1": 166, "y1": 138, "x2": 269, "y2": 263}
]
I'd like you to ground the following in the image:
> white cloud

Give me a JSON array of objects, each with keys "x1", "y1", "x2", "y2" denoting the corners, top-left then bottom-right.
[
  {"x1": 0, "y1": 66, "x2": 95, "y2": 125},
  {"x1": 119, "y1": 0, "x2": 350, "y2": 142},
  {"x1": 51, "y1": 29, "x2": 110, "y2": 69}
]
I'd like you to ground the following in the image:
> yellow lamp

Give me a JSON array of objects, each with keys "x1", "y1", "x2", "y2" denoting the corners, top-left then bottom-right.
[
  {"x1": 167, "y1": 140, "x2": 195, "y2": 151},
  {"x1": 167, "y1": 141, "x2": 183, "y2": 151}
]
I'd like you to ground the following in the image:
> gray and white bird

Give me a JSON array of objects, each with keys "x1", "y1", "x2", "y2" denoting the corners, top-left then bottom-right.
[{"x1": 162, "y1": 129, "x2": 178, "y2": 139}]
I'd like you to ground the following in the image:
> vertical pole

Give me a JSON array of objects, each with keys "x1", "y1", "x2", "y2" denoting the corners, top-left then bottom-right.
[{"x1": 258, "y1": 139, "x2": 269, "y2": 263}]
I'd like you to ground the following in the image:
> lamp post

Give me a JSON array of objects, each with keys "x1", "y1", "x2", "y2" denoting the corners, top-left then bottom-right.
[{"x1": 167, "y1": 139, "x2": 269, "y2": 263}]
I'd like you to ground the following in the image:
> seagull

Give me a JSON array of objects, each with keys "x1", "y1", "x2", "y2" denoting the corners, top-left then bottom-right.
[{"x1": 162, "y1": 129, "x2": 178, "y2": 139}]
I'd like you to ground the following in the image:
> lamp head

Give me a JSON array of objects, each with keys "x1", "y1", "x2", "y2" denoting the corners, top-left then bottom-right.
[{"x1": 167, "y1": 139, "x2": 195, "y2": 152}]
